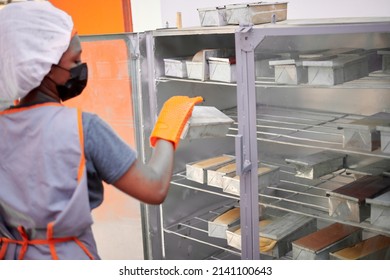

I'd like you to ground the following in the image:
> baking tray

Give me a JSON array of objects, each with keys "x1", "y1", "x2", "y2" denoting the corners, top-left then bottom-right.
[
  {"x1": 225, "y1": 2, "x2": 288, "y2": 25},
  {"x1": 329, "y1": 235, "x2": 390, "y2": 260},
  {"x1": 226, "y1": 213, "x2": 316, "y2": 258},
  {"x1": 186, "y1": 155, "x2": 235, "y2": 184},
  {"x1": 292, "y1": 223, "x2": 362, "y2": 260},
  {"x1": 342, "y1": 112, "x2": 390, "y2": 152},
  {"x1": 285, "y1": 151, "x2": 346, "y2": 180},
  {"x1": 327, "y1": 175, "x2": 390, "y2": 222},
  {"x1": 181, "y1": 106, "x2": 235, "y2": 140},
  {"x1": 222, "y1": 163, "x2": 280, "y2": 196},
  {"x1": 366, "y1": 190, "x2": 390, "y2": 230}
]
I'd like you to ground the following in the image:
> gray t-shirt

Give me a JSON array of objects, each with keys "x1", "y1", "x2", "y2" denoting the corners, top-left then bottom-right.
[{"x1": 82, "y1": 112, "x2": 137, "y2": 209}]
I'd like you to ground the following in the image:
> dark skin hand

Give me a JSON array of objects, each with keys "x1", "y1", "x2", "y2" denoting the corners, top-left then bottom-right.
[{"x1": 20, "y1": 35, "x2": 175, "y2": 205}]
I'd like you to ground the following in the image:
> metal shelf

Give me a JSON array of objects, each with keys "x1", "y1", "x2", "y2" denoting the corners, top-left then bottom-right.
[
  {"x1": 226, "y1": 105, "x2": 390, "y2": 159},
  {"x1": 158, "y1": 71, "x2": 390, "y2": 89}
]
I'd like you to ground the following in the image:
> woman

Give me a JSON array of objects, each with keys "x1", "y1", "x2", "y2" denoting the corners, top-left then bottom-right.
[{"x1": 0, "y1": 1, "x2": 202, "y2": 259}]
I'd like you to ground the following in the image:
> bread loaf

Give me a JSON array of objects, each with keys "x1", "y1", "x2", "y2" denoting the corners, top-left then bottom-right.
[
  {"x1": 233, "y1": 219, "x2": 276, "y2": 252},
  {"x1": 331, "y1": 235, "x2": 390, "y2": 259},
  {"x1": 232, "y1": 166, "x2": 272, "y2": 181},
  {"x1": 193, "y1": 155, "x2": 233, "y2": 168},
  {"x1": 215, "y1": 162, "x2": 236, "y2": 174},
  {"x1": 213, "y1": 207, "x2": 240, "y2": 225}
]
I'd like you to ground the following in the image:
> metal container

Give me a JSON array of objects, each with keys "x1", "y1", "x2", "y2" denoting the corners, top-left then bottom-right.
[
  {"x1": 377, "y1": 124, "x2": 390, "y2": 154},
  {"x1": 329, "y1": 235, "x2": 390, "y2": 260},
  {"x1": 207, "y1": 162, "x2": 236, "y2": 188},
  {"x1": 197, "y1": 6, "x2": 227, "y2": 27},
  {"x1": 378, "y1": 49, "x2": 390, "y2": 72},
  {"x1": 292, "y1": 223, "x2": 362, "y2": 260},
  {"x1": 327, "y1": 175, "x2": 390, "y2": 222},
  {"x1": 181, "y1": 106, "x2": 235, "y2": 140},
  {"x1": 226, "y1": 213, "x2": 316, "y2": 258},
  {"x1": 208, "y1": 57, "x2": 237, "y2": 83},
  {"x1": 208, "y1": 206, "x2": 240, "y2": 239},
  {"x1": 225, "y1": 2, "x2": 288, "y2": 25},
  {"x1": 163, "y1": 57, "x2": 192, "y2": 78},
  {"x1": 342, "y1": 112, "x2": 390, "y2": 152},
  {"x1": 366, "y1": 191, "x2": 390, "y2": 230},
  {"x1": 302, "y1": 55, "x2": 369, "y2": 85},
  {"x1": 269, "y1": 59, "x2": 308, "y2": 85},
  {"x1": 186, "y1": 49, "x2": 230, "y2": 81},
  {"x1": 186, "y1": 155, "x2": 235, "y2": 184},
  {"x1": 222, "y1": 164, "x2": 279, "y2": 196},
  {"x1": 285, "y1": 151, "x2": 346, "y2": 180}
]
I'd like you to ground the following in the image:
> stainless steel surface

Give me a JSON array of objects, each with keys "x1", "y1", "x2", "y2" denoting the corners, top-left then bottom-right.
[
  {"x1": 292, "y1": 229, "x2": 362, "y2": 260},
  {"x1": 134, "y1": 19, "x2": 390, "y2": 260},
  {"x1": 181, "y1": 106, "x2": 234, "y2": 140},
  {"x1": 285, "y1": 151, "x2": 346, "y2": 179}
]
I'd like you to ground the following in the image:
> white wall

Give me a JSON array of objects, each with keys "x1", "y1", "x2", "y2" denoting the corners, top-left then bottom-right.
[{"x1": 132, "y1": 0, "x2": 390, "y2": 31}]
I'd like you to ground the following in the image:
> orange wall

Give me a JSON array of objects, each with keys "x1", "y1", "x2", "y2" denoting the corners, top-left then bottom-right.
[
  {"x1": 49, "y1": 0, "x2": 132, "y2": 35},
  {"x1": 65, "y1": 39, "x2": 135, "y2": 148}
]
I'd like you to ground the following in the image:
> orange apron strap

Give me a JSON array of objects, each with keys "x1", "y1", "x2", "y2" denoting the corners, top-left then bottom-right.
[
  {"x1": 47, "y1": 223, "x2": 59, "y2": 260},
  {"x1": 47, "y1": 222, "x2": 94, "y2": 260},
  {"x1": 0, "y1": 239, "x2": 9, "y2": 259},
  {"x1": 17, "y1": 226, "x2": 29, "y2": 260}
]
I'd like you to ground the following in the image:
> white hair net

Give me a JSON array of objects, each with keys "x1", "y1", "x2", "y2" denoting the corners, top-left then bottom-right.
[{"x1": 0, "y1": 1, "x2": 74, "y2": 101}]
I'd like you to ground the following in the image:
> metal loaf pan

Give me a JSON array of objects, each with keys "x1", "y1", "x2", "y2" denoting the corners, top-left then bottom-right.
[
  {"x1": 302, "y1": 55, "x2": 368, "y2": 85},
  {"x1": 197, "y1": 6, "x2": 227, "y2": 27},
  {"x1": 327, "y1": 175, "x2": 390, "y2": 222},
  {"x1": 366, "y1": 190, "x2": 390, "y2": 230},
  {"x1": 285, "y1": 151, "x2": 346, "y2": 180},
  {"x1": 225, "y1": 2, "x2": 288, "y2": 25},
  {"x1": 269, "y1": 59, "x2": 308, "y2": 85},
  {"x1": 208, "y1": 206, "x2": 240, "y2": 239},
  {"x1": 186, "y1": 155, "x2": 235, "y2": 184},
  {"x1": 226, "y1": 213, "x2": 316, "y2": 258},
  {"x1": 292, "y1": 223, "x2": 362, "y2": 260},
  {"x1": 222, "y1": 163, "x2": 280, "y2": 196},
  {"x1": 163, "y1": 57, "x2": 192, "y2": 78},
  {"x1": 342, "y1": 112, "x2": 390, "y2": 152},
  {"x1": 181, "y1": 106, "x2": 235, "y2": 140},
  {"x1": 329, "y1": 235, "x2": 390, "y2": 260}
]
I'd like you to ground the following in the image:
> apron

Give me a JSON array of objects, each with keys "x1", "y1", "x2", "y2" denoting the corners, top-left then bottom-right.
[{"x1": 0, "y1": 103, "x2": 98, "y2": 259}]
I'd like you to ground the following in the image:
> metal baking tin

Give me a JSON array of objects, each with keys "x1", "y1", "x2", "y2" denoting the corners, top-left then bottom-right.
[
  {"x1": 292, "y1": 223, "x2": 362, "y2": 260},
  {"x1": 342, "y1": 112, "x2": 390, "y2": 152},
  {"x1": 197, "y1": 6, "x2": 227, "y2": 27},
  {"x1": 269, "y1": 59, "x2": 308, "y2": 85},
  {"x1": 285, "y1": 151, "x2": 346, "y2": 180},
  {"x1": 225, "y1": 2, "x2": 288, "y2": 25},
  {"x1": 208, "y1": 206, "x2": 240, "y2": 239},
  {"x1": 327, "y1": 175, "x2": 390, "y2": 223},
  {"x1": 226, "y1": 213, "x2": 316, "y2": 258},
  {"x1": 302, "y1": 55, "x2": 368, "y2": 85},
  {"x1": 366, "y1": 190, "x2": 390, "y2": 230},
  {"x1": 222, "y1": 163, "x2": 280, "y2": 196},
  {"x1": 329, "y1": 235, "x2": 390, "y2": 260},
  {"x1": 186, "y1": 155, "x2": 235, "y2": 184},
  {"x1": 163, "y1": 57, "x2": 192, "y2": 78},
  {"x1": 181, "y1": 106, "x2": 235, "y2": 140},
  {"x1": 377, "y1": 123, "x2": 390, "y2": 154}
]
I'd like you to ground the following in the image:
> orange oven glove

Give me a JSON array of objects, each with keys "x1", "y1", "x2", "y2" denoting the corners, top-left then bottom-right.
[{"x1": 150, "y1": 95, "x2": 203, "y2": 150}]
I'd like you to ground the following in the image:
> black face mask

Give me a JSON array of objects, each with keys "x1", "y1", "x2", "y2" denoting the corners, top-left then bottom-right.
[{"x1": 56, "y1": 63, "x2": 88, "y2": 101}]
